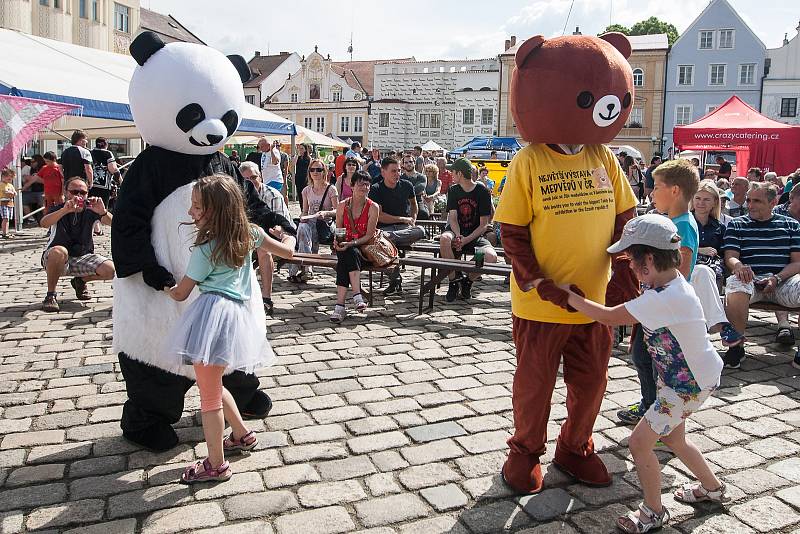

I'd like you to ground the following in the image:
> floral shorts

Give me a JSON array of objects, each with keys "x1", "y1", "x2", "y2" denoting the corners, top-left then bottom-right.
[{"x1": 645, "y1": 379, "x2": 715, "y2": 436}]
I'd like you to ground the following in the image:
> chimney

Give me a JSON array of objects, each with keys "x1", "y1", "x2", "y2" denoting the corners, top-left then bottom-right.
[
  {"x1": 510, "y1": 36, "x2": 517, "y2": 47},
  {"x1": 785, "y1": 33, "x2": 790, "y2": 46},
  {"x1": 504, "y1": 39, "x2": 510, "y2": 51},
  {"x1": 280, "y1": 51, "x2": 289, "y2": 55},
  {"x1": 573, "y1": 26, "x2": 582, "y2": 35},
  {"x1": 255, "y1": 51, "x2": 260, "y2": 57}
]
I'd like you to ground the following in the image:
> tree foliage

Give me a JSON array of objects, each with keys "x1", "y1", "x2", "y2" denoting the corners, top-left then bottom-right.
[{"x1": 601, "y1": 17, "x2": 679, "y2": 45}]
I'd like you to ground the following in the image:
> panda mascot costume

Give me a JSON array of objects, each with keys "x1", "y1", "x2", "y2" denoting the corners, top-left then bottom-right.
[{"x1": 112, "y1": 31, "x2": 292, "y2": 452}]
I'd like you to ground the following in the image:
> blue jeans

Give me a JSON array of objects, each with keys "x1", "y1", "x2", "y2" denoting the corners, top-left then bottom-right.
[{"x1": 631, "y1": 325, "x2": 658, "y2": 411}]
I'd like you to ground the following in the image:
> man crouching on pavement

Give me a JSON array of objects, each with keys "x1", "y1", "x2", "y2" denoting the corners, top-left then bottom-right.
[{"x1": 40, "y1": 176, "x2": 115, "y2": 312}]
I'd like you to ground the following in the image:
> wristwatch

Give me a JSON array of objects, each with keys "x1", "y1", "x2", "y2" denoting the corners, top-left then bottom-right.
[{"x1": 774, "y1": 274, "x2": 783, "y2": 285}]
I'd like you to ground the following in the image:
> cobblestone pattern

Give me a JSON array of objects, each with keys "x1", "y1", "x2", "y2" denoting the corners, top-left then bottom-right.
[{"x1": 2, "y1": 228, "x2": 800, "y2": 532}]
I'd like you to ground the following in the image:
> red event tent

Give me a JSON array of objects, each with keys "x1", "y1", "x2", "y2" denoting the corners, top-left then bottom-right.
[{"x1": 674, "y1": 95, "x2": 800, "y2": 176}]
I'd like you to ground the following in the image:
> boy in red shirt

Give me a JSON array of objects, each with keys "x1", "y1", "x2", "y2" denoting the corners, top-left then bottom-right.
[{"x1": 38, "y1": 151, "x2": 64, "y2": 209}]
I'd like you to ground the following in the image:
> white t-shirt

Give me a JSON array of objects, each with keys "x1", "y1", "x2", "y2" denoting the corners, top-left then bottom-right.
[
  {"x1": 625, "y1": 275, "x2": 723, "y2": 392},
  {"x1": 261, "y1": 147, "x2": 283, "y2": 185}
]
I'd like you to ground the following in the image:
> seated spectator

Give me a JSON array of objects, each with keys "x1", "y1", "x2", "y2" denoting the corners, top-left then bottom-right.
[
  {"x1": 21, "y1": 155, "x2": 46, "y2": 222},
  {"x1": 238, "y1": 161, "x2": 292, "y2": 314},
  {"x1": 783, "y1": 170, "x2": 800, "y2": 196},
  {"x1": 288, "y1": 158, "x2": 339, "y2": 283},
  {"x1": 437, "y1": 157, "x2": 453, "y2": 193},
  {"x1": 715, "y1": 178, "x2": 730, "y2": 192},
  {"x1": 440, "y1": 158, "x2": 497, "y2": 301},
  {"x1": 330, "y1": 171, "x2": 380, "y2": 323},
  {"x1": 39, "y1": 177, "x2": 115, "y2": 312},
  {"x1": 747, "y1": 167, "x2": 763, "y2": 182},
  {"x1": 478, "y1": 166, "x2": 495, "y2": 193},
  {"x1": 772, "y1": 183, "x2": 800, "y2": 345},
  {"x1": 764, "y1": 171, "x2": 782, "y2": 190},
  {"x1": 422, "y1": 164, "x2": 441, "y2": 215},
  {"x1": 703, "y1": 168, "x2": 717, "y2": 181},
  {"x1": 38, "y1": 151, "x2": 64, "y2": 210},
  {"x1": 692, "y1": 181, "x2": 726, "y2": 280},
  {"x1": 401, "y1": 154, "x2": 429, "y2": 220},
  {"x1": 336, "y1": 157, "x2": 358, "y2": 201},
  {"x1": 723, "y1": 177, "x2": 749, "y2": 218},
  {"x1": 368, "y1": 156, "x2": 425, "y2": 295},
  {"x1": 774, "y1": 183, "x2": 800, "y2": 221},
  {"x1": 722, "y1": 183, "x2": 800, "y2": 369}
]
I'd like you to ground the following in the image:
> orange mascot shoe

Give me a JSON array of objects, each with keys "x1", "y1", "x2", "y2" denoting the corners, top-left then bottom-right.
[{"x1": 553, "y1": 437, "x2": 612, "y2": 487}]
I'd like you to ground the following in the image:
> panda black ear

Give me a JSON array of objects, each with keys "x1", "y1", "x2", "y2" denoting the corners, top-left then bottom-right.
[
  {"x1": 227, "y1": 55, "x2": 252, "y2": 83},
  {"x1": 130, "y1": 31, "x2": 165, "y2": 66}
]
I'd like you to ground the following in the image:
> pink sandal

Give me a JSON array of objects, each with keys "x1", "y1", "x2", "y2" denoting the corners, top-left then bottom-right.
[
  {"x1": 223, "y1": 430, "x2": 258, "y2": 454},
  {"x1": 180, "y1": 458, "x2": 232, "y2": 484}
]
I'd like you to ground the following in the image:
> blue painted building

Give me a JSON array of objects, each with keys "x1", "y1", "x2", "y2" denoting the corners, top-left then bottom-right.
[{"x1": 662, "y1": 0, "x2": 766, "y2": 154}]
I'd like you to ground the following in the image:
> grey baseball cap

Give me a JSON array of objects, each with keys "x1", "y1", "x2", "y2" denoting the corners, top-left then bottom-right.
[{"x1": 607, "y1": 214, "x2": 681, "y2": 254}]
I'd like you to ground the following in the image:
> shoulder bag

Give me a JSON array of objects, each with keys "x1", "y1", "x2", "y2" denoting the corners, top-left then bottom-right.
[
  {"x1": 347, "y1": 200, "x2": 398, "y2": 267},
  {"x1": 315, "y1": 184, "x2": 335, "y2": 245}
]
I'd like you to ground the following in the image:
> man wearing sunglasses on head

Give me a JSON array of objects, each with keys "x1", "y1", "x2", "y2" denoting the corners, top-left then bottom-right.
[{"x1": 39, "y1": 176, "x2": 115, "y2": 312}]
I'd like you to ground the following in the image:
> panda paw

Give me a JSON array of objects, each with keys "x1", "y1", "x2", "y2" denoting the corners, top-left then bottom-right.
[{"x1": 143, "y1": 264, "x2": 176, "y2": 291}]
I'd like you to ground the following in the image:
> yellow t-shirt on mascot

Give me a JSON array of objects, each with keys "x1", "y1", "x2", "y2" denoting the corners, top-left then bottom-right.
[{"x1": 494, "y1": 143, "x2": 638, "y2": 324}]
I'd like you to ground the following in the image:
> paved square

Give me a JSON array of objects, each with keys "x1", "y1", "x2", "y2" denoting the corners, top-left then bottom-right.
[{"x1": 2, "y1": 228, "x2": 800, "y2": 533}]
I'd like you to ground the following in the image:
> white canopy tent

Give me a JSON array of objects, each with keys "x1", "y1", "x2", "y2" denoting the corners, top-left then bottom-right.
[
  {"x1": 421, "y1": 139, "x2": 446, "y2": 152},
  {"x1": 0, "y1": 28, "x2": 296, "y2": 139},
  {"x1": 229, "y1": 125, "x2": 349, "y2": 149}
]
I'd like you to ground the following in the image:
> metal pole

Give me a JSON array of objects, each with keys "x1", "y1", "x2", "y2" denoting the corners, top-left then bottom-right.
[
  {"x1": 290, "y1": 132, "x2": 297, "y2": 201},
  {"x1": 14, "y1": 151, "x2": 23, "y2": 233}
]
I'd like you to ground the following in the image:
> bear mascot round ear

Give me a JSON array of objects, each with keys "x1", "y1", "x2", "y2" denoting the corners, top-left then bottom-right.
[
  {"x1": 510, "y1": 33, "x2": 634, "y2": 145},
  {"x1": 128, "y1": 31, "x2": 248, "y2": 155}
]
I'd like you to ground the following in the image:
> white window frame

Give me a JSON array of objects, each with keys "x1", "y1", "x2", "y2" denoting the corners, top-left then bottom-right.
[
  {"x1": 675, "y1": 105, "x2": 693, "y2": 126},
  {"x1": 698, "y1": 30, "x2": 714, "y2": 50},
  {"x1": 245, "y1": 95, "x2": 255, "y2": 105},
  {"x1": 353, "y1": 116, "x2": 363, "y2": 132},
  {"x1": 677, "y1": 65, "x2": 694, "y2": 86},
  {"x1": 419, "y1": 113, "x2": 431, "y2": 129},
  {"x1": 430, "y1": 113, "x2": 441, "y2": 129},
  {"x1": 632, "y1": 68, "x2": 644, "y2": 87},
  {"x1": 332, "y1": 90, "x2": 341, "y2": 103},
  {"x1": 79, "y1": 0, "x2": 87, "y2": 18},
  {"x1": 706, "y1": 105, "x2": 718, "y2": 115},
  {"x1": 303, "y1": 117, "x2": 312, "y2": 129},
  {"x1": 781, "y1": 98, "x2": 798, "y2": 118},
  {"x1": 290, "y1": 93, "x2": 298, "y2": 103},
  {"x1": 113, "y1": 3, "x2": 129, "y2": 33},
  {"x1": 463, "y1": 108, "x2": 475, "y2": 125},
  {"x1": 379, "y1": 113, "x2": 389, "y2": 128},
  {"x1": 738, "y1": 63, "x2": 756, "y2": 86},
  {"x1": 340, "y1": 116, "x2": 349, "y2": 133},
  {"x1": 316, "y1": 117, "x2": 325, "y2": 133},
  {"x1": 92, "y1": 0, "x2": 98, "y2": 21},
  {"x1": 718, "y1": 29, "x2": 735, "y2": 49},
  {"x1": 481, "y1": 108, "x2": 493, "y2": 126},
  {"x1": 709, "y1": 64, "x2": 726, "y2": 86},
  {"x1": 627, "y1": 107, "x2": 644, "y2": 127}
]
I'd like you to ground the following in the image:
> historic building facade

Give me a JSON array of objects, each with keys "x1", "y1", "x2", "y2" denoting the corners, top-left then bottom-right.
[
  {"x1": 368, "y1": 58, "x2": 500, "y2": 150},
  {"x1": 762, "y1": 22, "x2": 800, "y2": 126}
]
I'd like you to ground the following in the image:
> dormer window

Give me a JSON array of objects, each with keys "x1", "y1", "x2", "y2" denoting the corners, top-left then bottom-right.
[
  {"x1": 699, "y1": 30, "x2": 713, "y2": 50},
  {"x1": 719, "y1": 29, "x2": 734, "y2": 49}
]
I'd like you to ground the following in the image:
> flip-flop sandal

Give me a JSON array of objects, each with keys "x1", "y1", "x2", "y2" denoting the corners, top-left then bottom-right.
[
  {"x1": 224, "y1": 430, "x2": 258, "y2": 454},
  {"x1": 180, "y1": 458, "x2": 231, "y2": 484}
]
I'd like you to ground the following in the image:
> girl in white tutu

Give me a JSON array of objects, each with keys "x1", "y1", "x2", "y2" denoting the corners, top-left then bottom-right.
[{"x1": 164, "y1": 174, "x2": 295, "y2": 484}]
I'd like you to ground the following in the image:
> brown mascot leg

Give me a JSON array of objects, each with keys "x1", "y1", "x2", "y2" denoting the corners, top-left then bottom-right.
[
  {"x1": 553, "y1": 321, "x2": 613, "y2": 486},
  {"x1": 503, "y1": 316, "x2": 573, "y2": 494}
]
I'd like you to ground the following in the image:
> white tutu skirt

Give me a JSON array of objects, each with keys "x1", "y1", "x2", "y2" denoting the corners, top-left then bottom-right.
[{"x1": 164, "y1": 292, "x2": 274, "y2": 374}]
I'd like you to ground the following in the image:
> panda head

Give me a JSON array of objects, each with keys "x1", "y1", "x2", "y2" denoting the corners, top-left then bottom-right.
[{"x1": 128, "y1": 32, "x2": 252, "y2": 155}]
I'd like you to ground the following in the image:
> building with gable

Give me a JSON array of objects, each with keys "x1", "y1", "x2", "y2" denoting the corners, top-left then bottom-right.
[
  {"x1": 662, "y1": 0, "x2": 766, "y2": 153},
  {"x1": 263, "y1": 47, "x2": 407, "y2": 146},
  {"x1": 244, "y1": 51, "x2": 301, "y2": 108},
  {"x1": 762, "y1": 21, "x2": 800, "y2": 126},
  {"x1": 368, "y1": 58, "x2": 500, "y2": 150}
]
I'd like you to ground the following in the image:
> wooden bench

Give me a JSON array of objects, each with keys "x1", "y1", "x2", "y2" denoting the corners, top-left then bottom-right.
[
  {"x1": 416, "y1": 219, "x2": 448, "y2": 240},
  {"x1": 282, "y1": 253, "x2": 396, "y2": 307},
  {"x1": 400, "y1": 255, "x2": 512, "y2": 314},
  {"x1": 409, "y1": 241, "x2": 506, "y2": 259}
]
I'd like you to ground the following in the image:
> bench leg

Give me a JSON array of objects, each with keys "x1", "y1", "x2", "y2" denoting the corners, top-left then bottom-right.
[
  {"x1": 368, "y1": 270, "x2": 374, "y2": 307},
  {"x1": 428, "y1": 266, "x2": 436, "y2": 311},
  {"x1": 418, "y1": 267, "x2": 426, "y2": 315}
]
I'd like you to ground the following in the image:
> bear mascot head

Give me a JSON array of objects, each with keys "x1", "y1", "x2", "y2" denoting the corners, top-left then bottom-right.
[
  {"x1": 511, "y1": 33, "x2": 633, "y2": 145},
  {"x1": 112, "y1": 32, "x2": 273, "y2": 452}
]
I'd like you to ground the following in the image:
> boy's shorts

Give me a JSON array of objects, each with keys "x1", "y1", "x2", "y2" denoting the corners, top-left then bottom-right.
[
  {"x1": 0, "y1": 204, "x2": 13, "y2": 220},
  {"x1": 645, "y1": 379, "x2": 715, "y2": 436},
  {"x1": 41, "y1": 249, "x2": 108, "y2": 277}
]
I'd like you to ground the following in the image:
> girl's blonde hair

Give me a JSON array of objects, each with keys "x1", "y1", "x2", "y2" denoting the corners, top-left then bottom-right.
[
  {"x1": 192, "y1": 174, "x2": 254, "y2": 269},
  {"x1": 424, "y1": 164, "x2": 439, "y2": 178},
  {"x1": 695, "y1": 179, "x2": 722, "y2": 220}
]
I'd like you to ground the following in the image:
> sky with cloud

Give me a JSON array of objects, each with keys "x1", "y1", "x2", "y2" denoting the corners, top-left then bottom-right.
[{"x1": 146, "y1": 0, "x2": 800, "y2": 61}]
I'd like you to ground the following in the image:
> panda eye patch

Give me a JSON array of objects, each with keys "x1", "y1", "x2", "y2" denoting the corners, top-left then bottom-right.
[
  {"x1": 176, "y1": 103, "x2": 206, "y2": 132},
  {"x1": 576, "y1": 91, "x2": 594, "y2": 109},
  {"x1": 622, "y1": 92, "x2": 632, "y2": 109},
  {"x1": 221, "y1": 110, "x2": 239, "y2": 136}
]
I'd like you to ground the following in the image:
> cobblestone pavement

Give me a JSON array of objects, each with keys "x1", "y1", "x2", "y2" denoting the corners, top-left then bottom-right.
[{"x1": 2, "y1": 225, "x2": 800, "y2": 534}]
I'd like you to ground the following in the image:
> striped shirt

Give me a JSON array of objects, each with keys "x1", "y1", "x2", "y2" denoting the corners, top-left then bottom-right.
[{"x1": 722, "y1": 214, "x2": 800, "y2": 275}]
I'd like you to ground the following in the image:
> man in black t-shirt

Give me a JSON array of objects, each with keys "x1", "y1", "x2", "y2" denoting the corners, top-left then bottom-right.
[
  {"x1": 89, "y1": 137, "x2": 119, "y2": 235},
  {"x1": 716, "y1": 155, "x2": 732, "y2": 180},
  {"x1": 368, "y1": 156, "x2": 425, "y2": 294},
  {"x1": 61, "y1": 130, "x2": 94, "y2": 186},
  {"x1": 440, "y1": 158, "x2": 497, "y2": 301},
  {"x1": 39, "y1": 177, "x2": 115, "y2": 312}
]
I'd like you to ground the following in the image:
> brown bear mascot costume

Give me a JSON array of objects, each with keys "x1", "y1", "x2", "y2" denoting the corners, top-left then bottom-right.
[{"x1": 493, "y1": 33, "x2": 640, "y2": 494}]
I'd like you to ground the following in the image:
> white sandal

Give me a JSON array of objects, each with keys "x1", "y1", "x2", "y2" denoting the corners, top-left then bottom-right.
[
  {"x1": 673, "y1": 482, "x2": 729, "y2": 504},
  {"x1": 617, "y1": 502, "x2": 669, "y2": 533}
]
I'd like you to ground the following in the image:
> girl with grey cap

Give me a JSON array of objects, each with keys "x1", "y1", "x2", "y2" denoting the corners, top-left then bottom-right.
[{"x1": 556, "y1": 214, "x2": 727, "y2": 533}]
